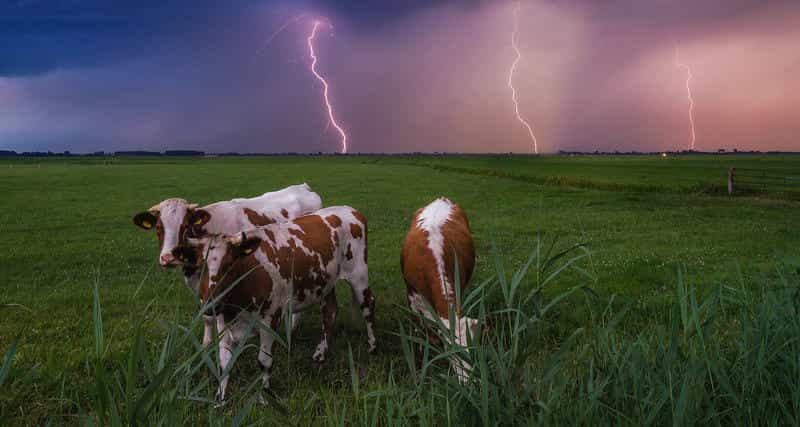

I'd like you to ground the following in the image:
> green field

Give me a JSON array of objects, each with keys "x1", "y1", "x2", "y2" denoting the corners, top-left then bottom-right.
[{"x1": 1, "y1": 155, "x2": 799, "y2": 425}]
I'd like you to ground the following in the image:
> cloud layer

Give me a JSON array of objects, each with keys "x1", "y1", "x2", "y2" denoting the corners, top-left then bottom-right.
[{"x1": 1, "y1": 0, "x2": 798, "y2": 153}]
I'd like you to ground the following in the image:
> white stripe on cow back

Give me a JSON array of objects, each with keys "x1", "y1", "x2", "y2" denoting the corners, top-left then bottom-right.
[{"x1": 416, "y1": 197, "x2": 454, "y2": 302}]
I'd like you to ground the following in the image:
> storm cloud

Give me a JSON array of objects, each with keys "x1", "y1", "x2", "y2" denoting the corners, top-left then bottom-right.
[{"x1": 1, "y1": 0, "x2": 798, "y2": 152}]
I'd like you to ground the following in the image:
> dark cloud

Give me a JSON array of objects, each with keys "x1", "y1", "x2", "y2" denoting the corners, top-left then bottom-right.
[
  {"x1": 0, "y1": 0, "x2": 253, "y2": 76},
  {"x1": 0, "y1": 0, "x2": 799, "y2": 152}
]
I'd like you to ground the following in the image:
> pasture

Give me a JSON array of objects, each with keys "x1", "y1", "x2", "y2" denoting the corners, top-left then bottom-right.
[{"x1": 1, "y1": 154, "x2": 799, "y2": 425}]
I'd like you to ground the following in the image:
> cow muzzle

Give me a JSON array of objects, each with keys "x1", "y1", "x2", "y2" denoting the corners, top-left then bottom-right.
[{"x1": 160, "y1": 253, "x2": 178, "y2": 268}]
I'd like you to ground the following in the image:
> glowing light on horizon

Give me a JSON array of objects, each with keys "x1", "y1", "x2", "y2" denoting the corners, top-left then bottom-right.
[
  {"x1": 507, "y1": 1, "x2": 538, "y2": 154},
  {"x1": 675, "y1": 47, "x2": 696, "y2": 151},
  {"x1": 307, "y1": 20, "x2": 348, "y2": 154}
]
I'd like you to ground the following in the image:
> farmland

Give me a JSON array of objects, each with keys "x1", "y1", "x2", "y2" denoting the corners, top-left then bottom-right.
[{"x1": 1, "y1": 154, "x2": 799, "y2": 425}]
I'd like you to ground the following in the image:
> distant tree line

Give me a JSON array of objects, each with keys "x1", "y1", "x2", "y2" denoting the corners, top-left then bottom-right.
[{"x1": 0, "y1": 149, "x2": 796, "y2": 157}]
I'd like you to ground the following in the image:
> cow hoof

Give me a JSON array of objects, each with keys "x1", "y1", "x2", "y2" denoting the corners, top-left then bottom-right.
[
  {"x1": 312, "y1": 353, "x2": 327, "y2": 365},
  {"x1": 368, "y1": 345, "x2": 378, "y2": 355},
  {"x1": 257, "y1": 393, "x2": 270, "y2": 406},
  {"x1": 213, "y1": 399, "x2": 227, "y2": 409}
]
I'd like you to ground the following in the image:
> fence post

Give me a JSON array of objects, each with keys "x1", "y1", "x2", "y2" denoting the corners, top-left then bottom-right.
[{"x1": 728, "y1": 167, "x2": 736, "y2": 195}]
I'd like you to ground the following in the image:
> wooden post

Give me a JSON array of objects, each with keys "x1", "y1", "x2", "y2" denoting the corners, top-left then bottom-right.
[{"x1": 728, "y1": 167, "x2": 736, "y2": 195}]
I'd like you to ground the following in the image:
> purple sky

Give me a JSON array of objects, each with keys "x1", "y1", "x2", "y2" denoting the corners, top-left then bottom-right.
[{"x1": 1, "y1": 0, "x2": 799, "y2": 153}]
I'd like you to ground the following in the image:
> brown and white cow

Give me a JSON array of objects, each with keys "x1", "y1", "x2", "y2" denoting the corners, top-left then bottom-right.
[
  {"x1": 132, "y1": 183, "x2": 323, "y2": 346},
  {"x1": 400, "y1": 197, "x2": 479, "y2": 381},
  {"x1": 171, "y1": 206, "x2": 375, "y2": 401}
]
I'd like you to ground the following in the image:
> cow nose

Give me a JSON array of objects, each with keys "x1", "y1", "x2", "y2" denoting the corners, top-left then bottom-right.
[{"x1": 160, "y1": 253, "x2": 176, "y2": 266}]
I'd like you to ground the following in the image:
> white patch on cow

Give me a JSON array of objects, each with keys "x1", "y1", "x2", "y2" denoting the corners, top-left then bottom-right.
[
  {"x1": 157, "y1": 198, "x2": 191, "y2": 261},
  {"x1": 199, "y1": 238, "x2": 229, "y2": 291},
  {"x1": 204, "y1": 184, "x2": 323, "y2": 235},
  {"x1": 416, "y1": 198, "x2": 454, "y2": 301}
]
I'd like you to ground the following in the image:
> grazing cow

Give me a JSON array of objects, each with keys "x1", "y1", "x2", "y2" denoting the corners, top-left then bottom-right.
[
  {"x1": 171, "y1": 206, "x2": 375, "y2": 401},
  {"x1": 132, "y1": 183, "x2": 323, "y2": 346},
  {"x1": 400, "y1": 197, "x2": 479, "y2": 381}
]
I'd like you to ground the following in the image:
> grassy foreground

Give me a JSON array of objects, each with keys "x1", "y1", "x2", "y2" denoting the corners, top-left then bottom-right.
[{"x1": 1, "y1": 155, "x2": 798, "y2": 424}]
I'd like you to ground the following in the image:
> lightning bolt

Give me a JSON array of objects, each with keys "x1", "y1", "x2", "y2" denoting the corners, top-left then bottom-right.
[
  {"x1": 262, "y1": 13, "x2": 307, "y2": 48},
  {"x1": 307, "y1": 20, "x2": 348, "y2": 154},
  {"x1": 675, "y1": 47, "x2": 696, "y2": 151},
  {"x1": 507, "y1": 1, "x2": 538, "y2": 154}
]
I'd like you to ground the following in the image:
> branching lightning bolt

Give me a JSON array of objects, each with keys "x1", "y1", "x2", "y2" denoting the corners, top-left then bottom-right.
[
  {"x1": 507, "y1": 1, "x2": 538, "y2": 154},
  {"x1": 675, "y1": 47, "x2": 696, "y2": 151},
  {"x1": 307, "y1": 20, "x2": 348, "y2": 154}
]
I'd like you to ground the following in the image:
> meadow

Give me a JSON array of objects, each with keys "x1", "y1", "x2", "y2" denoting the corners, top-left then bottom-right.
[{"x1": 1, "y1": 154, "x2": 799, "y2": 425}]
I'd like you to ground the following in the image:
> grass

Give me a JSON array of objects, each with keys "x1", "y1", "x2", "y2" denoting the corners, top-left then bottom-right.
[
  {"x1": 374, "y1": 154, "x2": 800, "y2": 196},
  {"x1": 0, "y1": 154, "x2": 798, "y2": 424}
]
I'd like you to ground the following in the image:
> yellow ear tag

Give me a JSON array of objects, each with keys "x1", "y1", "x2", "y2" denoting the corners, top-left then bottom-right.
[
  {"x1": 194, "y1": 219, "x2": 203, "y2": 225},
  {"x1": 142, "y1": 220, "x2": 152, "y2": 229},
  {"x1": 243, "y1": 248, "x2": 254, "y2": 255}
]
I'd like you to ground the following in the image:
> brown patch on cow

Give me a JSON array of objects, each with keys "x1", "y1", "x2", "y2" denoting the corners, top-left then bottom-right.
[
  {"x1": 346, "y1": 243, "x2": 353, "y2": 260},
  {"x1": 440, "y1": 204, "x2": 474, "y2": 298},
  {"x1": 271, "y1": 237, "x2": 331, "y2": 300},
  {"x1": 174, "y1": 244, "x2": 203, "y2": 277},
  {"x1": 351, "y1": 210, "x2": 367, "y2": 227},
  {"x1": 198, "y1": 250, "x2": 275, "y2": 321},
  {"x1": 349, "y1": 223, "x2": 363, "y2": 239},
  {"x1": 289, "y1": 215, "x2": 335, "y2": 267},
  {"x1": 244, "y1": 208, "x2": 276, "y2": 227},
  {"x1": 243, "y1": 215, "x2": 335, "y2": 300},
  {"x1": 325, "y1": 214, "x2": 342, "y2": 228},
  {"x1": 400, "y1": 201, "x2": 474, "y2": 318},
  {"x1": 281, "y1": 208, "x2": 289, "y2": 218}
]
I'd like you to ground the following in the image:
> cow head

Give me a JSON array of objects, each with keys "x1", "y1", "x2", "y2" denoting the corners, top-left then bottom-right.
[
  {"x1": 172, "y1": 232, "x2": 261, "y2": 297},
  {"x1": 132, "y1": 198, "x2": 207, "y2": 267}
]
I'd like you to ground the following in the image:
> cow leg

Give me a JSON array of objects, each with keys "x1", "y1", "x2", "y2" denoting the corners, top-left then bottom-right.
[
  {"x1": 449, "y1": 317, "x2": 477, "y2": 384},
  {"x1": 202, "y1": 314, "x2": 215, "y2": 347},
  {"x1": 291, "y1": 312, "x2": 303, "y2": 334},
  {"x1": 312, "y1": 291, "x2": 337, "y2": 364},
  {"x1": 258, "y1": 311, "x2": 280, "y2": 392},
  {"x1": 348, "y1": 276, "x2": 377, "y2": 354},
  {"x1": 215, "y1": 315, "x2": 233, "y2": 403}
]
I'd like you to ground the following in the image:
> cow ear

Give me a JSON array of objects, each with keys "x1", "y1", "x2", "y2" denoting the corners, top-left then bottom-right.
[
  {"x1": 133, "y1": 212, "x2": 158, "y2": 230},
  {"x1": 189, "y1": 209, "x2": 211, "y2": 227},
  {"x1": 236, "y1": 236, "x2": 262, "y2": 257},
  {"x1": 171, "y1": 245, "x2": 197, "y2": 264}
]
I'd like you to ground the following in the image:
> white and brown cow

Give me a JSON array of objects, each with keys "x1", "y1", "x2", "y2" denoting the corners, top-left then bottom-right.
[
  {"x1": 171, "y1": 206, "x2": 375, "y2": 401},
  {"x1": 132, "y1": 183, "x2": 323, "y2": 346},
  {"x1": 400, "y1": 197, "x2": 479, "y2": 381}
]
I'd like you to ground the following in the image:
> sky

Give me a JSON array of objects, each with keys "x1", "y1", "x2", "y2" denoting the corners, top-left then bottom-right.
[{"x1": 1, "y1": 0, "x2": 799, "y2": 153}]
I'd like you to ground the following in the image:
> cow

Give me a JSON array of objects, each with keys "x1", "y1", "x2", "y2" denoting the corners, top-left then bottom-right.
[
  {"x1": 170, "y1": 206, "x2": 375, "y2": 402},
  {"x1": 132, "y1": 183, "x2": 323, "y2": 346},
  {"x1": 400, "y1": 197, "x2": 479, "y2": 381}
]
